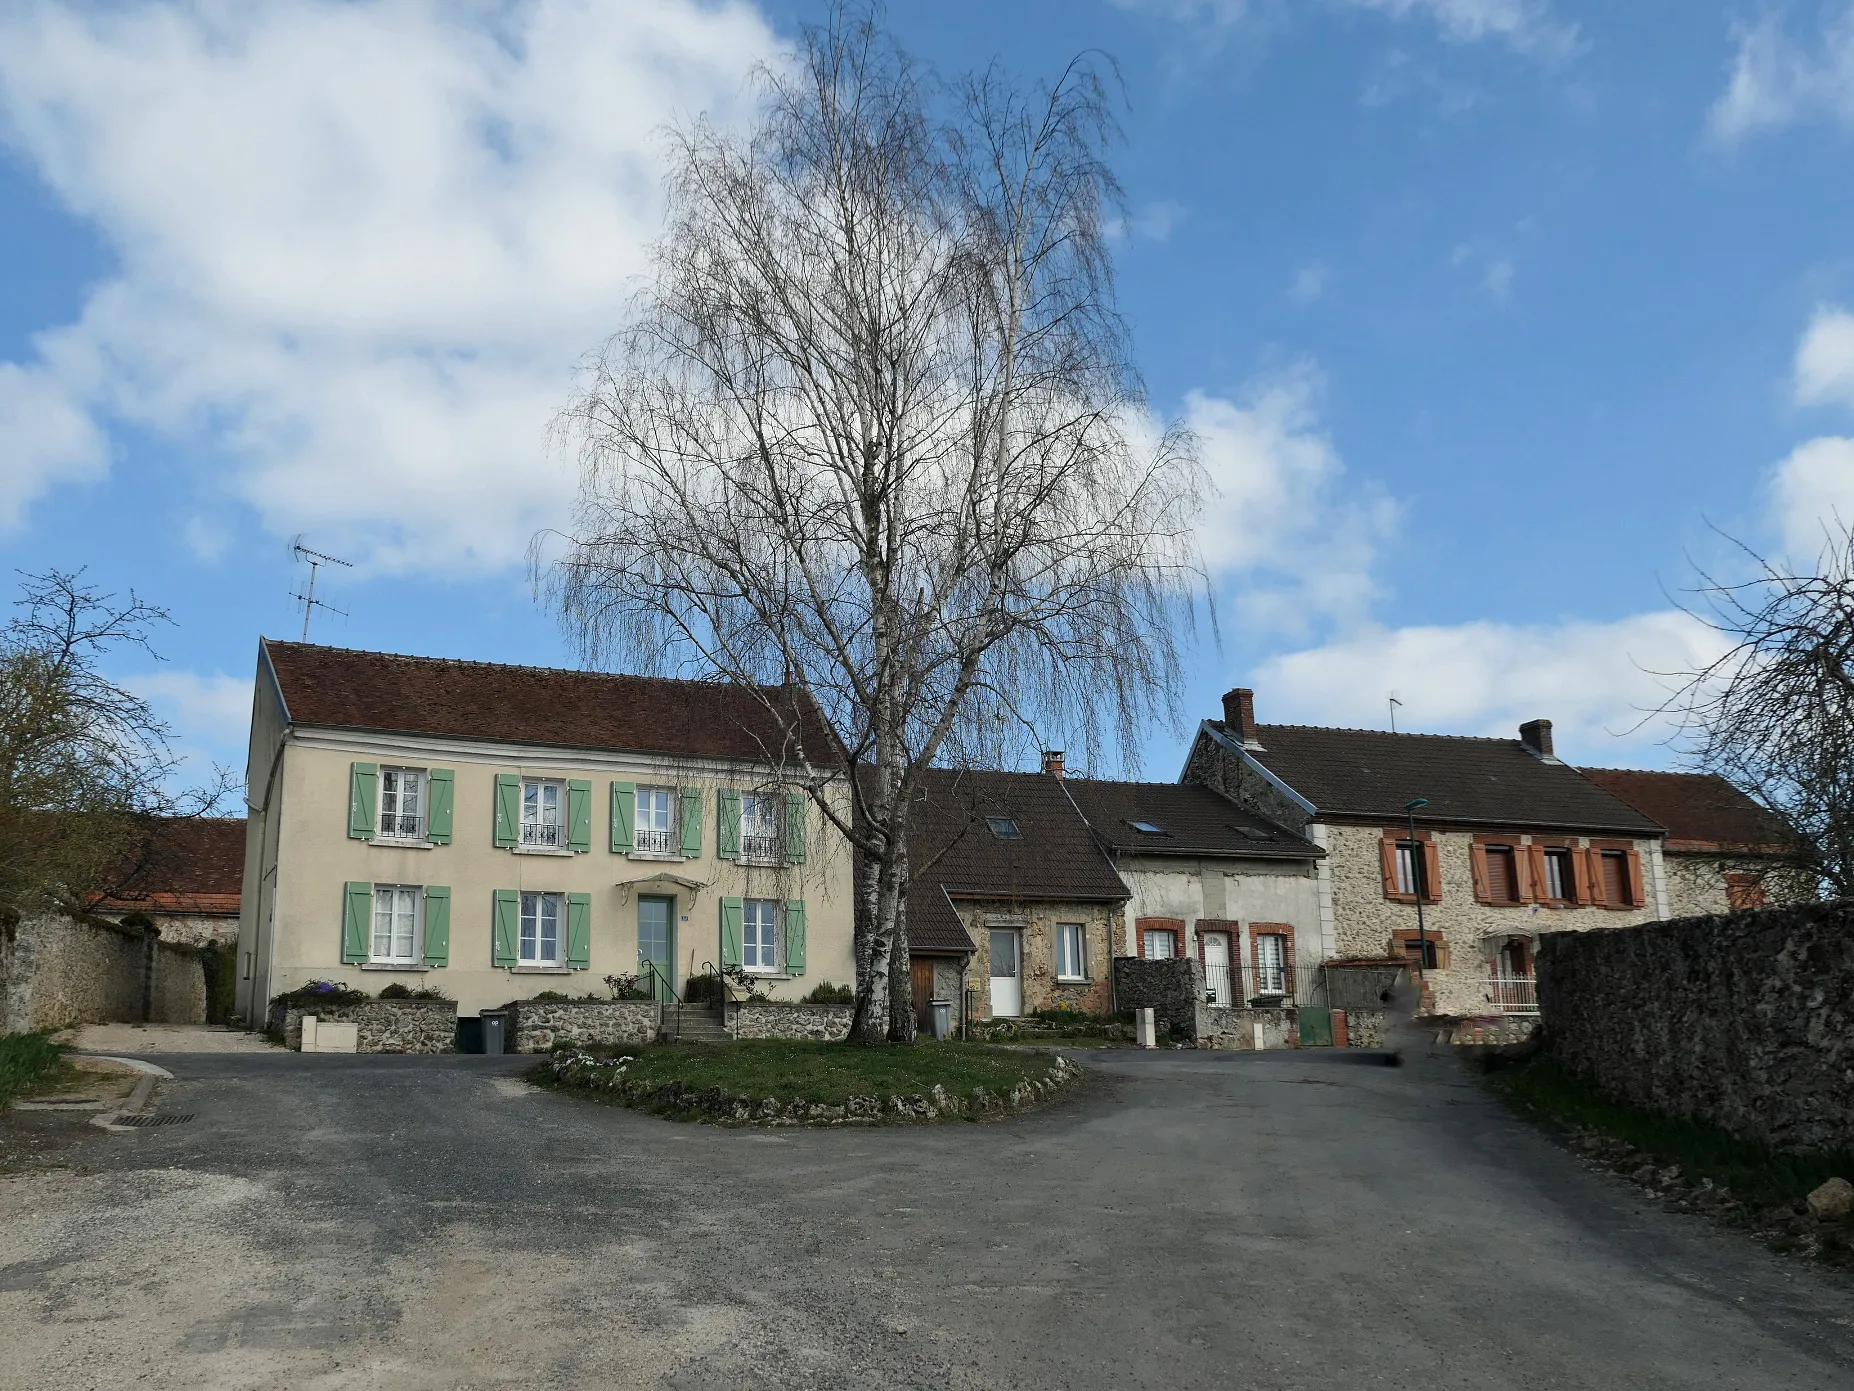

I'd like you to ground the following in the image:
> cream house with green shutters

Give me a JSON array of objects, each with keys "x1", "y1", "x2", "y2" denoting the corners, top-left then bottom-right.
[{"x1": 235, "y1": 640, "x2": 853, "y2": 1024}]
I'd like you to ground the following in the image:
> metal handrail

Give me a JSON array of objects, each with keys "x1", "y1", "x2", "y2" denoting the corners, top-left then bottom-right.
[
  {"x1": 700, "y1": 960, "x2": 729, "y2": 1034},
  {"x1": 642, "y1": 960, "x2": 681, "y2": 1006}
]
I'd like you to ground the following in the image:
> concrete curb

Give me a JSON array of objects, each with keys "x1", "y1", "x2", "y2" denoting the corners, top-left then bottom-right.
[{"x1": 86, "y1": 1058, "x2": 173, "y2": 1132}]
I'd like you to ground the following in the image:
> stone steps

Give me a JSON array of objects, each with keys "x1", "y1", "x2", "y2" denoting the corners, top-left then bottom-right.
[{"x1": 665, "y1": 1004, "x2": 730, "y2": 1044}]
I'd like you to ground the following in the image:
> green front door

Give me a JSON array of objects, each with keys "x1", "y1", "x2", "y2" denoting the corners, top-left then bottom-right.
[{"x1": 638, "y1": 895, "x2": 675, "y2": 999}]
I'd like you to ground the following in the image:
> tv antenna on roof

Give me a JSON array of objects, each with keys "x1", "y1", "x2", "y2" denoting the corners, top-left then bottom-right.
[
  {"x1": 1389, "y1": 692, "x2": 1403, "y2": 734},
  {"x1": 290, "y1": 538, "x2": 352, "y2": 642}
]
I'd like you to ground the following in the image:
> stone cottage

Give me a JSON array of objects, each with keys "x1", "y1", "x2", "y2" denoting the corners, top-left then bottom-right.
[
  {"x1": 1183, "y1": 689, "x2": 1669, "y2": 1018},
  {"x1": 1577, "y1": 768, "x2": 1792, "y2": 915}
]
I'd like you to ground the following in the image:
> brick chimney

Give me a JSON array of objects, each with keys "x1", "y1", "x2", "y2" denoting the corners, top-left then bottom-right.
[
  {"x1": 1222, "y1": 688, "x2": 1263, "y2": 750},
  {"x1": 1041, "y1": 750, "x2": 1065, "y2": 778},
  {"x1": 1519, "y1": 718, "x2": 1555, "y2": 760}
]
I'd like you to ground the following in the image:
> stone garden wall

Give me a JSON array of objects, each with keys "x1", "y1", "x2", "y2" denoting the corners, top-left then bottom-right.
[
  {"x1": 729, "y1": 1001, "x2": 854, "y2": 1041},
  {"x1": 1, "y1": 913, "x2": 205, "y2": 1032},
  {"x1": 275, "y1": 998, "x2": 457, "y2": 1053},
  {"x1": 503, "y1": 998, "x2": 659, "y2": 1053},
  {"x1": 1538, "y1": 902, "x2": 1854, "y2": 1155},
  {"x1": 1112, "y1": 956, "x2": 1205, "y2": 1043},
  {"x1": 1200, "y1": 1006, "x2": 1300, "y2": 1050}
]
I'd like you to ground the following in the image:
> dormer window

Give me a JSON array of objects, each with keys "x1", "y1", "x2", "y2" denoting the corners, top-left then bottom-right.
[{"x1": 985, "y1": 817, "x2": 1020, "y2": 840}]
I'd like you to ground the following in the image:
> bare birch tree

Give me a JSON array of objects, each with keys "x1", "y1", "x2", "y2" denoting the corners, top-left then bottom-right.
[{"x1": 543, "y1": 7, "x2": 1204, "y2": 1042}]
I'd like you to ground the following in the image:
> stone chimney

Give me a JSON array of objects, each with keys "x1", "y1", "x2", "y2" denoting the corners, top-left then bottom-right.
[
  {"x1": 1041, "y1": 750, "x2": 1065, "y2": 778},
  {"x1": 1222, "y1": 688, "x2": 1263, "y2": 750},
  {"x1": 1519, "y1": 719, "x2": 1555, "y2": 760}
]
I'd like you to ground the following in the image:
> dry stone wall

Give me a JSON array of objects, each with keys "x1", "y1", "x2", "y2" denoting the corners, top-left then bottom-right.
[
  {"x1": 275, "y1": 998, "x2": 458, "y2": 1053},
  {"x1": 1538, "y1": 902, "x2": 1854, "y2": 1155},
  {"x1": 730, "y1": 1001, "x2": 854, "y2": 1041},
  {"x1": 503, "y1": 998, "x2": 659, "y2": 1052},
  {"x1": 1112, "y1": 956, "x2": 1205, "y2": 1043},
  {"x1": 1, "y1": 913, "x2": 205, "y2": 1031}
]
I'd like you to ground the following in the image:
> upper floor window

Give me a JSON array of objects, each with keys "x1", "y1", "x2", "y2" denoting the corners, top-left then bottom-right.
[
  {"x1": 1485, "y1": 845, "x2": 1520, "y2": 904},
  {"x1": 1725, "y1": 871, "x2": 1765, "y2": 910},
  {"x1": 1599, "y1": 850, "x2": 1628, "y2": 905},
  {"x1": 1394, "y1": 840, "x2": 1423, "y2": 896},
  {"x1": 635, "y1": 787, "x2": 677, "y2": 854},
  {"x1": 1542, "y1": 847, "x2": 1575, "y2": 902},
  {"x1": 371, "y1": 884, "x2": 421, "y2": 964},
  {"x1": 742, "y1": 898, "x2": 781, "y2": 971},
  {"x1": 522, "y1": 779, "x2": 565, "y2": 849},
  {"x1": 740, "y1": 794, "x2": 782, "y2": 864},
  {"x1": 378, "y1": 768, "x2": 426, "y2": 840}
]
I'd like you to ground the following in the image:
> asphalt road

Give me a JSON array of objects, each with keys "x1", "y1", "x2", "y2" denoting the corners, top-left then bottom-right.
[{"x1": 2, "y1": 1040, "x2": 1851, "y2": 1390}]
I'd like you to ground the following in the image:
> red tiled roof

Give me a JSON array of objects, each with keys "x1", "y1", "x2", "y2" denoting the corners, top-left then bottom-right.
[
  {"x1": 1577, "y1": 768, "x2": 1789, "y2": 852},
  {"x1": 93, "y1": 816, "x2": 245, "y2": 917},
  {"x1": 264, "y1": 640, "x2": 842, "y2": 765}
]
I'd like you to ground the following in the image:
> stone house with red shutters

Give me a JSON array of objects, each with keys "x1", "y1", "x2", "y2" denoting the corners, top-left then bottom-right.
[{"x1": 1183, "y1": 688, "x2": 1670, "y2": 1018}]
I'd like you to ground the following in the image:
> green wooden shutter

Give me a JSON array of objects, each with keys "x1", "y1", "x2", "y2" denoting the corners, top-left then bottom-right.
[
  {"x1": 566, "y1": 893, "x2": 592, "y2": 969},
  {"x1": 784, "y1": 899, "x2": 806, "y2": 975},
  {"x1": 342, "y1": 881, "x2": 372, "y2": 963},
  {"x1": 422, "y1": 885, "x2": 451, "y2": 967},
  {"x1": 567, "y1": 780, "x2": 592, "y2": 853},
  {"x1": 610, "y1": 782, "x2": 634, "y2": 853},
  {"x1": 492, "y1": 889, "x2": 519, "y2": 966},
  {"x1": 717, "y1": 790, "x2": 741, "y2": 860},
  {"x1": 720, "y1": 897, "x2": 744, "y2": 970},
  {"x1": 784, "y1": 791, "x2": 806, "y2": 864},
  {"x1": 426, "y1": 769, "x2": 454, "y2": 844},
  {"x1": 493, "y1": 774, "x2": 520, "y2": 848},
  {"x1": 348, "y1": 763, "x2": 377, "y2": 840},
  {"x1": 679, "y1": 787, "x2": 703, "y2": 857}
]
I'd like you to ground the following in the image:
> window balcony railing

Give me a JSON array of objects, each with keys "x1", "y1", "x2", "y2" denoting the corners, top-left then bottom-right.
[
  {"x1": 634, "y1": 826, "x2": 676, "y2": 854},
  {"x1": 739, "y1": 831, "x2": 782, "y2": 863},
  {"x1": 1487, "y1": 974, "x2": 1539, "y2": 1014},
  {"x1": 378, "y1": 814, "x2": 425, "y2": 840},
  {"x1": 521, "y1": 820, "x2": 564, "y2": 849}
]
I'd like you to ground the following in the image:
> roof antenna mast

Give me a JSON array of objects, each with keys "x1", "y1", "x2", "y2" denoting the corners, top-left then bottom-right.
[
  {"x1": 290, "y1": 537, "x2": 353, "y2": 643},
  {"x1": 1389, "y1": 692, "x2": 1402, "y2": 734}
]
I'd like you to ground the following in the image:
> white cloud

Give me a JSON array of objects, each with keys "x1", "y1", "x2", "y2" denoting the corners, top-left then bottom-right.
[
  {"x1": 1795, "y1": 305, "x2": 1854, "y2": 409},
  {"x1": 1251, "y1": 610, "x2": 1726, "y2": 763},
  {"x1": 127, "y1": 668, "x2": 255, "y2": 781},
  {"x1": 1707, "y1": 6, "x2": 1854, "y2": 145},
  {"x1": 1116, "y1": 0, "x2": 1576, "y2": 59},
  {"x1": 0, "y1": 0, "x2": 780, "y2": 570},
  {"x1": 1187, "y1": 363, "x2": 1398, "y2": 632},
  {"x1": 1768, "y1": 435, "x2": 1854, "y2": 563},
  {"x1": 0, "y1": 358, "x2": 110, "y2": 528},
  {"x1": 1288, "y1": 262, "x2": 1330, "y2": 305}
]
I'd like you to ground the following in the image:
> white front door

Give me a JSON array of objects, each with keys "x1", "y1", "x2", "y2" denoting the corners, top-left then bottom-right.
[
  {"x1": 1202, "y1": 931, "x2": 1232, "y2": 1006},
  {"x1": 988, "y1": 929, "x2": 1022, "y2": 1017}
]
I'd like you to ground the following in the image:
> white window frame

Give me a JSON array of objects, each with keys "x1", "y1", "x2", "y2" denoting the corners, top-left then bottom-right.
[
  {"x1": 521, "y1": 779, "x2": 566, "y2": 850},
  {"x1": 377, "y1": 767, "x2": 428, "y2": 842},
  {"x1": 739, "y1": 794, "x2": 782, "y2": 866},
  {"x1": 742, "y1": 898, "x2": 782, "y2": 973},
  {"x1": 1543, "y1": 847, "x2": 1573, "y2": 901},
  {"x1": 634, "y1": 786, "x2": 678, "y2": 855},
  {"x1": 1395, "y1": 841, "x2": 1421, "y2": 896},
  {"x1": 371, "y1": 884, "x2": 422, "y2": 965},
  {"x1": 1055, "y1": 922, "x2": 1086, "y2": 981},
  {"x1": 1254, "y1": 932, "x2": 1289, "y2": 995},
  {"x1": 1143, "y1": 929, "x2": 1175, "y2": 961},
  {"x1": 519, "y1": 891, "x2": 563, "y2": 966}
]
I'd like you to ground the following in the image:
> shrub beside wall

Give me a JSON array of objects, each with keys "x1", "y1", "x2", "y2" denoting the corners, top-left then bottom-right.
[{"x1": 1538, "y1": 902, "x2": 1854, "y2": 1155}]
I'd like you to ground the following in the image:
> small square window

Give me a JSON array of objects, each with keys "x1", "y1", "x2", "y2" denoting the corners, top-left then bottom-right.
[{"x1": 985, "y1": 817, "x2": 1020, "y2": 839}]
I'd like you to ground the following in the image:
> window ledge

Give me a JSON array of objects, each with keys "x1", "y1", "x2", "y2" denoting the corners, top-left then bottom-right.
[
  {"x1": 372, "y1": 837, "x2": 434, "y2": 850},
  {"x1": 1054, "y1": 976, "x2": 1092, "y2": 986},
  {"x1": 627, "y1": 850, "x2": 688, "y2": 863},
  {"x1": 360, "y1": 963, "x2": 430, "y2": 972},
  {"x1": 740, "y1": 970, "x2": 793, "y2": 981},
  {"x1": 507, "y1": 965, "x2": 573, "y2": 974},
  {"x1": 511, "y1": 845, "x2": 576, "y2": 857},
  {"x1": 737, "y1": 857, "x2": 785, "y2": 869}
]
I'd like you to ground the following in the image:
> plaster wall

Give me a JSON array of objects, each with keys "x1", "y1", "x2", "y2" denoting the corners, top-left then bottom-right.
[{"x1": 1113, "y1": 854, "x2": 1322, "y2": 975}]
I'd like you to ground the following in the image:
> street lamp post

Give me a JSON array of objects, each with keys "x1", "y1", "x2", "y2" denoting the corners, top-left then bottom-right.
[{"x1": 1404, "y1": 797, "x2": 1430, "y2": 989}]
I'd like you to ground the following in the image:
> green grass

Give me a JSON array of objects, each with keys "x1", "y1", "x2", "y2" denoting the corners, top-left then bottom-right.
[
  {"x1": 1485, "y1": 1056, "x2": 1853, "y2": 1211},
  {"x1": 0, "y1": 1030, "x2": 74, "y2": 1110},
  {"x1": 541, "y1": 1038, "x2": 1058, "y2": 1108}
]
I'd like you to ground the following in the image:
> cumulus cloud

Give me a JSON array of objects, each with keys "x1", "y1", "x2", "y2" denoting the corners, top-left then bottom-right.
[
  {"x1": 1250, "y1": 610, "x2": 1725, "y2": 762},
  {"x1": 1707, "y1": 6, "x2": 1854, "y2": 145},
  {"x1": 1115, "y1": 0, "x2": 1576, "y2": 59},
  {"x1": 0, "y1": 0, "x2": 780, "y2": 570},
  {"x1": 0, "y1": 359, "x2": 110, "y2": 528},
  {"x1": 1768, "y1": 435, "x2": 1854, "y2": 563},
  {"x1": 1186, "y1": 363, "x2": 1398, "y2": 633},
  {"x1": 1795, "y1": 306, "x2": 1854, "y2": 409},
  {"x1": 127, "y1": 668, "x2": 256, "y2": 783}
]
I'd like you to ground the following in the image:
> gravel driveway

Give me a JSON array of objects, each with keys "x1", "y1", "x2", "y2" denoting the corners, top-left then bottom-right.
[{"x1": 2, "y1": 1040, "x2": 1850, "y2": 1390}]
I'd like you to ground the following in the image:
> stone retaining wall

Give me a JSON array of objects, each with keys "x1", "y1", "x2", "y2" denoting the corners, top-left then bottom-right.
[
  {"x1": 1538, "y1": 902, "x2": 1854, "y2": 1155},
  {"x1": 1200, "y1": 1006, "x2": 1300, "y2": 1050},
  {"x1": 1342, "y1": 1009, "x2": 1390, "y2": 1049},
  {"x1": 274, "y1": 998, "x2": 458, "y2": 1053},
  {"x1": 729, "y1": 1000, "x2": 855, "y2": 1041},
  {"x1": 1, "y1": 913, "x2": 205, "y2": 1032},
  {"x1": 1112, "y1": 957, "x2": 1205, "y2": 1044},
  {"x1": 503, "y1": 998, "x2": 659, "y2": 1053}
]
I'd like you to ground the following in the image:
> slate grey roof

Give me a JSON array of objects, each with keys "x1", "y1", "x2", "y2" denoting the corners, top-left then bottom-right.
[
  {"x1": 1215, "y1": 722, "x2": 1663, "y2": 835},
  {"x1": 1062, "y1": 779, "x2": 1321, "y2": 859}
]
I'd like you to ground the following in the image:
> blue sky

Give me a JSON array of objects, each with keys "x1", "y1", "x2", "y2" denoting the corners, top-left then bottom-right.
[{"x1": 3, "y1": 0, "x2": 1853, "y2": 787}]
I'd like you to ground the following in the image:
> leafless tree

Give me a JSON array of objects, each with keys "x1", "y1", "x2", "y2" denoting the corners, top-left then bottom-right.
[
  {"x1": 1663, "y1": 528, "x2": 1854, "y2": 900},
  {"x1": 543, "y1": 7, "x2": 1204, "y2": 1042},
  {"x1": 0, "y1": 570, "x2": 233, "y2": 925}
]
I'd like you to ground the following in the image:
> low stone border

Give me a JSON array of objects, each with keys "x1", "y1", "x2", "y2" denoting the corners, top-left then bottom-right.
[{"x1": 542, "y1": 1049, "x2": 1082, "y2": 1126}]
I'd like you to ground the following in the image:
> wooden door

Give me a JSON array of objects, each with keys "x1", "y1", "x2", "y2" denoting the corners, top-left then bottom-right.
[{"x1": 911, "y1": 956, "x2": 935, "y2": 1029}]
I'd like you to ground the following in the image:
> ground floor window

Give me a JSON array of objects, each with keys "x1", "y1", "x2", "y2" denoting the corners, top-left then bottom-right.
[
  {"x1": 743, "y1": 898, "x2": 781, "y2": 971},
  {"x1": 1056, "y1": 923, "x2": 1086, "y2": 980},
  {"x1": 1141, "y1": 926, "x2": 1178, "y2": 959},
  {"x1": 520, "y1": 891, "x2": 562, "y2": 965},
  {"x1": 371, "y1": 884, "x2": 420, "y2": 964},
  {"x1": 1253, "y1": 932, "x2": 1289, "y2": 994}
]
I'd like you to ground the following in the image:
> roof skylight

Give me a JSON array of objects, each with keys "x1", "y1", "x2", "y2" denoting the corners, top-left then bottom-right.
[
  {"x1": 1129, "y1": 820, "x2": 1166, "y2": 834},
  {"x1": 985, "y1": 816, "x2": 1021, "y2": 839}
]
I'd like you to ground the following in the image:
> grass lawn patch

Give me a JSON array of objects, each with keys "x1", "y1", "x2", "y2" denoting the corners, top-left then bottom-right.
[
  {"x1": 1486, "y1": 1055, "x2": 1854, "y2": 1266},
  {"x1": 0, "y1": 1031, "x2": 76, "y2": 1110},
  {"x1": 534, "y1": 1038, "x2": 1080, "y2": 1125}
]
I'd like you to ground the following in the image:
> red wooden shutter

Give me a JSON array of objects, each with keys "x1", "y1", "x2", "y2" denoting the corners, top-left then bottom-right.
[
  {"x1": 1569, "y1": 847, "x2": 1592, "y2": 904},
  {"x1": 1583, "y1": 847, "x2": 1608, "y2": 907},
  {"x1": 1469, "y1": 843, "x2": 1492, "y2": 903},
  {"x1": 1421, "y1": 840, "x2": 1442, "y2": 904},
  {"x1": 1380, "y1": 837, "x2": 1401, "y2": 899},
  {"x1": 1623, "y1": 849, "x2": 1644, "y2": 907},
  {"x1": 1525, "y1": 845, "x2": 1547, "y2": 902}
]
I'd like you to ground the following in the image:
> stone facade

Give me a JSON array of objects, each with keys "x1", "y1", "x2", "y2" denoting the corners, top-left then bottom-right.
[
  {"x1": 503, "y1": 997, "x2": 659, "y2": 1052},
  {"x1": 1, "y1": 913, "x2": 206, "y2": 1032},
  {"x1": 1661, "y1": 854, "x2": 1735, "y2": 919},
  {"x1": 729, "y1": 1000, "x2": 854, "y2": 1041},
  {"x1": 274, "y1": 997, "x2": 458, "y2": 1053},
  {"x1": 1538, "y1": 902, "x2": 1854, "y2": 1155},
  {"x1": 1324, "y1": 822, "x2": 1663, "y2": 1017},
  {"x1": 958, "y1": 900, "x2": 1116, "y2": 1019}
]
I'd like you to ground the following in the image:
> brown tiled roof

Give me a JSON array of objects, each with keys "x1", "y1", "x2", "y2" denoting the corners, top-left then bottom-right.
[
  {"x1": 1217, "y1": 722, "x2": 1663, "y2": 835},
  {"x1": 94, "y1": 816, "x2": 245, "y2": 917},
  {"x1": 1063, "y1": 779, "x2": 1321, "y2": 858},
  {"x1": 264, "y1": 640, "x2": 841, "y2": 764},
  {"x1": 1577, "y1": 768, "x2": 1788, "y2": 852},
  {"x1": 899, "y1": 768, "x2": 1128, "y2": 954}
]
